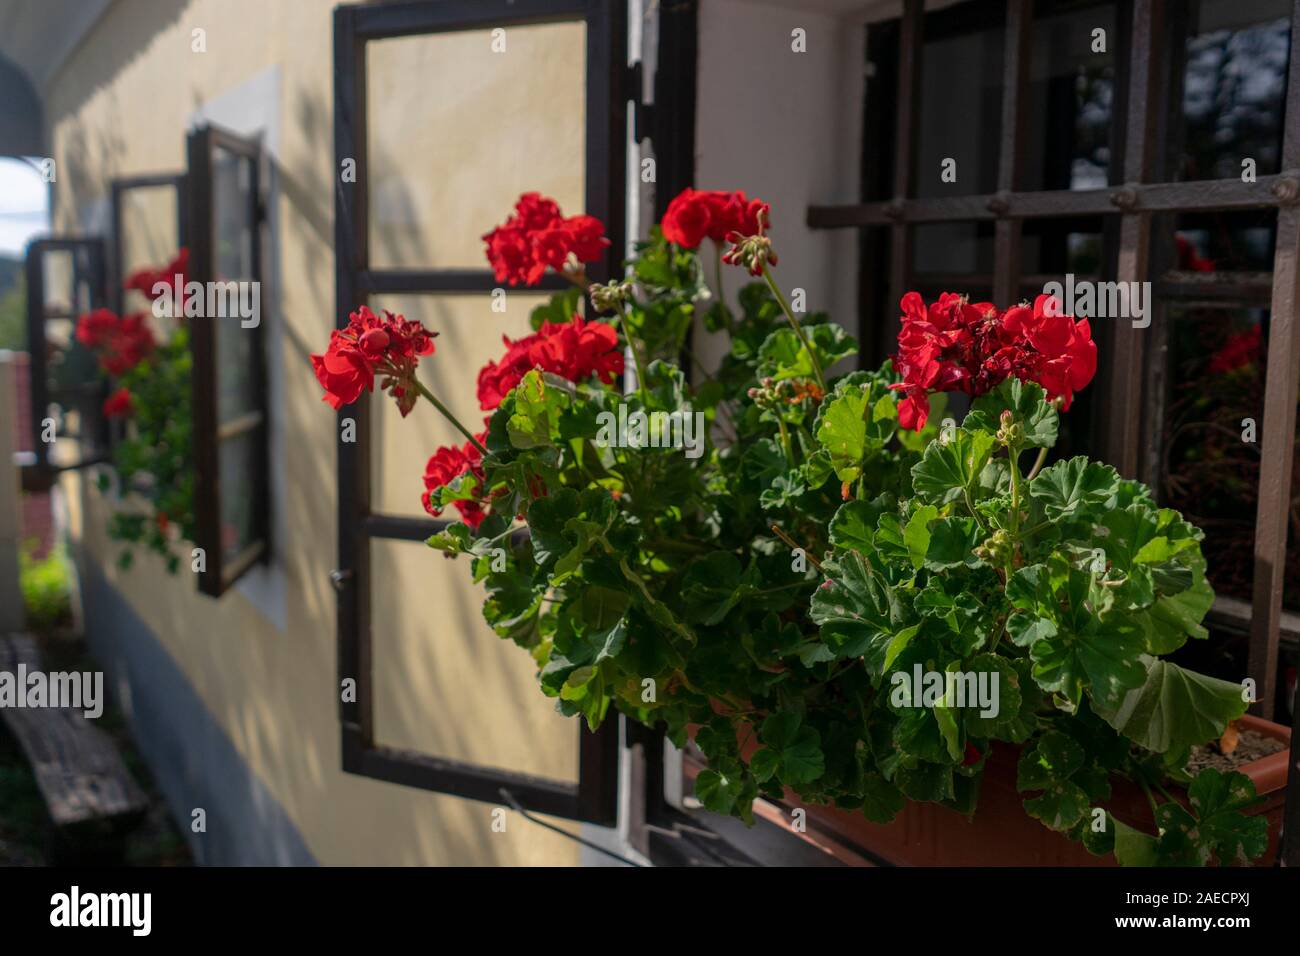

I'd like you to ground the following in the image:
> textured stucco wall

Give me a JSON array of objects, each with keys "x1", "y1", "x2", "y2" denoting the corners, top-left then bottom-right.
[{"x1": 47, "y1": 0, "x2": 594, "y2": 865}]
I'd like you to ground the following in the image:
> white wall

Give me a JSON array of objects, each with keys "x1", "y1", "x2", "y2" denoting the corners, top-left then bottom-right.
[{"x1": 692, "y1": 0, "x2": 883, "y2": 364}]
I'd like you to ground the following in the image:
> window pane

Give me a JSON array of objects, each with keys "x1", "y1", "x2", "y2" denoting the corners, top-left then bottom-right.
[
  {"x1": 212, "y1": 146, "x2": 258, "y2": 424},
  {"x1": 368, "y1": 292, "x2": 555, "y2": 518},
  {"x1": 915, "y1": 24, "x2": 1004, "y2": 197},
  {"x1": 1159, "y1": 304, "x2": 1271, "y2": 605},
  {"x1": 40, "y1": 249, "x2": 75, "y2": 314},
  {"x1": 366, "y1": 21, "x2": 587, "y2": 271},
  {"x1": 119, "y1": 185, "x2": 179, "y2": 313},
  {"x1": 1023, "y1": 2, "x2": 1119, "y2": 191},
  {"x1": 217, "y1": 427, "x2": 259, "y2": 565},
  {"x1": 1176, "y1": 0, "x2": 1291, "y2": 182},
  {"x1": 370, "y1": 537, "x2": 580, "y2": 783}
]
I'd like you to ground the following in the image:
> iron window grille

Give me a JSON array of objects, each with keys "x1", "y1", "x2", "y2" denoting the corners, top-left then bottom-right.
[
  {"x1": 186, "y1": 123, "x2": 271, "y2": 597},
  {"x1": 332, "y1": 0, "x2": 627, "y2": 824},
  {"x1": 809, "y1": 0, "x2": 1300, "y2": 863}
]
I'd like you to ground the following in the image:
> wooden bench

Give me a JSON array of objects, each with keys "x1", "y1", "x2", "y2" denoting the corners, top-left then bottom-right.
[{"x1": 0, "y1": 634, "x2": 147, "y2": 859}]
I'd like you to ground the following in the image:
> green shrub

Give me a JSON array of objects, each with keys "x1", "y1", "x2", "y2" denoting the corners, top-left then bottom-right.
[{"x1": 19, "y1": 539, "x2": 72, "y2": 633}]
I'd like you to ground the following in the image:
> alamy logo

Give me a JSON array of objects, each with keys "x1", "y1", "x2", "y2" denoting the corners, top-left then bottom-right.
[
  {"x1": 150, "y1": 274, "x2": 261, "y2": 328},
  {"x1": 0, "y1": 664, "x2": 103, "y2": 718},
  {"x1": 595, "y1": 404, "x2": 706, "y2": 459},
  {"x1": 50, "y1": 886, "x2": 151, "y2": 936},
  {"x1": 1041, "y1": 274, "x2": 1151, "y2": 329},
  {"x1": 890, "y1": 664, "x2": 1000, "y2": 718}
]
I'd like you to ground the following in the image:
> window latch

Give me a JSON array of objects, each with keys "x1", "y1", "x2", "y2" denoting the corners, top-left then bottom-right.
[{"x1": 329, "y1": 568, "x2": 353, "y2": 591}]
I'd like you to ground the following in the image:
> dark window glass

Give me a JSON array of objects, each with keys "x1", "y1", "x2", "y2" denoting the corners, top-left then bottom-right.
[{"x1": 1176, "y1": 0, "x2": 1291, "y2": 183}]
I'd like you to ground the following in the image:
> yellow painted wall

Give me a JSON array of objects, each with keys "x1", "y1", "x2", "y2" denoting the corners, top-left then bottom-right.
[{"x1": 48, "y1": 0, "x2": 594, "y2": 865}]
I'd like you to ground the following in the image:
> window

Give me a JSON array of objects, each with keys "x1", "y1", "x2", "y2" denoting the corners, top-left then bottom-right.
[
  {"x1": 331, "y1": 0, "x2": 627, "y2": 824},
  {"x1": 811, "y1": 0, "x2": 1300, "y2": 721},
  {"x1": 22, "y1": 238, "x2": 111, "y2": 487},
  {"x1": 110, "y1": 172, "x2": 187, "y2": 315},
  {"x1": 186, "y1": 123, "x2": 271, "y2": 597}
]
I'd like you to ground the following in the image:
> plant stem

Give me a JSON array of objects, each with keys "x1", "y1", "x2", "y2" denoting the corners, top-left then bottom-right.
[
  {"x1": 615, "y1": 302, "x2": 652, "y2": 408},
  {"x1": 1025, "y1": 445, "x2": 1049, "y2": 481},
  {"x1": 776, "y1": 417, "x2": 794, "y2": 463},
  {"x1": 761, "y1": 264, "x2": 826, "y2": 392},
  {"x1": 413, "y1": 378, "x2": 489, "y2": 456},
  {"x1": 770, "y1": 523, "x2": 824, "y2": 572},
  {"x1": 713, "y1": 244, "x2": 736, "y2": 335}
]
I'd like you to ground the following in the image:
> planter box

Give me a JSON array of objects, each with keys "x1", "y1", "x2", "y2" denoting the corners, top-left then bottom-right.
[{"x1": 794, "y1": 714, "x2": 1290, "y2": 866}]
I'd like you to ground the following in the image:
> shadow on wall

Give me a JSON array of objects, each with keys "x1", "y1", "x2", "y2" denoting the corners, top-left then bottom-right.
[{"x1": 57, "y1": 3, "x2": 585, "y2": 862}]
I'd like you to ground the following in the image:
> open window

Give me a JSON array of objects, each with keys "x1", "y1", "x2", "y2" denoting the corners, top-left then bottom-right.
[
  {"x1": 22, "y1": 238, "x2": 111, "y2": 490},
  {"x1": 332, "y1": 0, "x2": 627, "y2": 824},
  {"x1": 110, "y1": 172, "x2": 188, "y2": 315},
  {"x1": 186, "y1": 123, "x2": 271, "y2": 597}
]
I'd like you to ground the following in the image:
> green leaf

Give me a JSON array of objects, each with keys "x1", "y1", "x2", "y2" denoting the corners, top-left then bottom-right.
[
  {"x1": 681, "y1": 552, "x2": 757, "y2": 625},
  {"x1": 810, "y1": 553, "x2": 905, "y2": 673},
  {"x1": 1111, "y1": 815, "x2": 1158, "y2": 866},
  {"x1": 1029, "y1": 456, "x2": 1120, "y2": 520},
  {"x1": 758, "y1": 323, "x2": 857, "y2": 382},
  {"x1": 902, "y1": 505, "x2": 938, "y2": 570},
  {"x1": 507, "y1": 369, "x2": 569, "y2": 449},
  {"x1": 1017, "y1": 731, "x2": 1085, "y2": 790},
  {"x1": 1091, "y1": 657, "x2": 1248, "y2": 753},
  {"x1": 758, "y1": 712, "x2": 825, "y2": 786},
  {"x1": 1187, "y1": 770, "x2": 1269, "y2": 865},
  {"x1": 861, "y1": 772, "x2": 906, "y2": 823},
  {"x1": 815, "y1": 388, "x2": 874, "y2": 484},
  {"x1": 695, "y1": 763, "x2": 757, "y2": 819},
  {"x1": 1139, "y1": 570, "x2": 1214, "y2": 654},
  {"x1": 1024, "y1": 781, "x2": 1091, "y2": 831},
  {"x1": 923, "y1": 517, "x2": 983, "y2": 570},
  {"x1": 828, "y1": 497, "x2": 892, "y2": 554},
  {"x1": 964, "y1": 377, "x2": 1059, "y2": 448},
  {"x1": 911, "y1": 428, "x2": 997, "y2": 505},
  {"x1": 426, "y1": 522, "x2": 474, "y2": 555}
]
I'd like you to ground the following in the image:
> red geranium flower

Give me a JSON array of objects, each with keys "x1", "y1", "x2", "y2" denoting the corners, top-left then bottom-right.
[
  {"x1": 482, "y1": 193, "x2": 610, "y2": 287},
  {"x1": 75, "y1": 309, "x2": 156, "y2": 376},
  {"x1": 102, "y1": 386, "x2": 134, "y2": 418},
  {"x1": 1207, "y1": 325, "x2": 1261, "y2": 375},
  {"x1": 422, "y1": 432, "x2": 488, "y2": 529},
  {"x1": 311, "y1": 305, "x2": 437, "y2": 416},
  {"x1": 891, "y1": 291, "x2": 1097, "y2": 430},
  {"x1": 124, "y1": 248, "x2": 189, "y2": 303},
  {"x1": 476, "y1": 315, "x2": 623, "y2": 412},
  {"x1": 661, "y1": 188, "x2": 769, "y2": 249}
]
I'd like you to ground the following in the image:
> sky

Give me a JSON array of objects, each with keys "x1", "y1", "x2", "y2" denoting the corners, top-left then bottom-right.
[{"x1": 0, "y1": 157, "x2": 49, "y2": 259}]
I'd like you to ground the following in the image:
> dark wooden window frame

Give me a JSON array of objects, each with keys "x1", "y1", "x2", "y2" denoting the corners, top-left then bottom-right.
[
  {"x1": 110, "y1": 172, "x2": 188, "y2": 316},
  {"x1": 22, "y1": 237, "x2": 111, "y2": 487},
  {"x1": 811, "y1": 0, "x2": 1300, "y2": 863},
  {"x1": 332, "y1": 0, "x2": 626, "y2": 825},
  {"x1": 186, "y1": 124, "x2": 271, "y2": 598}
]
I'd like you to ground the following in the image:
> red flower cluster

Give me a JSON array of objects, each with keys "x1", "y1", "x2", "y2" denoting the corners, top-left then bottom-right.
[
  {"x1": 476, "y1": 315, "x2": 623, "y2": 411},
  {"x1": 1207, "y1": 325, "x2": 1261, "y2": 375},
  {"x1": 311, "y1": 306, "x2": 437, "y2": 416},
  {"x1": 892, "y1": 292, "x2": 1097, "y2": 431},
  {"x1": 660, "y1": 188, "x2": 770, "y2": 250},
  {"x1": 124, "y1": 248, "x2": 189, "y2": 302},
  {"x1": 75, "y1": 308, "x2": 157, "y2": 376},
  {"x1": 102, "y1": 386, "x2": 134, "y2": 419},
  {"x1": 482, "y1": 193, "x2": 609, "y2": 287},
  {"x1": 422, "y1": 434, "x2": 487, "y2": 530}
]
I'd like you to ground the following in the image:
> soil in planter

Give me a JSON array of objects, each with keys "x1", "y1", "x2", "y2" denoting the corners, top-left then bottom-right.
[{"x1": 1186, "y1": 730, "x2": 1285, "y2": 776}]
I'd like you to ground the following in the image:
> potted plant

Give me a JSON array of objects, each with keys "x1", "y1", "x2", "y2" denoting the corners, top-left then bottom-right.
[{"x1": 313, "y1": 189, "x2": 1287, "y2": 866}]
